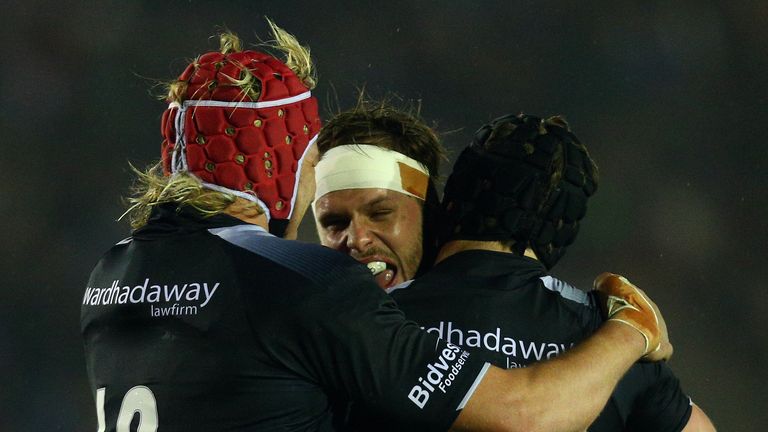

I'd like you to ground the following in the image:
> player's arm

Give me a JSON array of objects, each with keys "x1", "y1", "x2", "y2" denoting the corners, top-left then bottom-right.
[
  {"x1": 683, "y1": 404, "x2": 716, "y2": 432},
  {"x1": 452, "y1": 273, "x2": 672, "y2": 432},
  {"x1": 452, "y1": 322, "x2": 643, "y2": 431}
]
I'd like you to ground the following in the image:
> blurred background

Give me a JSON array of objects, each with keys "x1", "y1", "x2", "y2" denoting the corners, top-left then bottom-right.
[{"x1": 1, "y1": 0, "x2": 765, "y2": 430}]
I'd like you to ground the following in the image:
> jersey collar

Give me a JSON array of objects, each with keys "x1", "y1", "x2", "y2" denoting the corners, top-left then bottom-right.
[
  {"x1": 132, "y1": 203, "x2": 249, "y2": 240},
  {"x1": 434, "y1": 250, "x2": 547, "y2": 282}
]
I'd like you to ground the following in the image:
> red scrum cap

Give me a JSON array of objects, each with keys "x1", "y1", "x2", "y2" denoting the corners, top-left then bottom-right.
[{"x1": 160, "y1": 27, "x2": 320, "y2": 232}]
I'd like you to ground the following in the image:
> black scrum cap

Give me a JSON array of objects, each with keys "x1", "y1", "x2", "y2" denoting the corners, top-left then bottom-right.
[{"x1": 440, "y1": 113, "x2": 598, "y2": 269}]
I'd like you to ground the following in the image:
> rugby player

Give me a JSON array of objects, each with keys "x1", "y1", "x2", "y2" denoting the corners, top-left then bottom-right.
[
  {"x1": 82, "y1": 25, "x2": 672, "y2": 431},
  {"x1": 314, "y1": 108, "x2": 713, "y2": 430},
  {"x1": 396, "y1": 113, "x2": 715, "y2": 431}
]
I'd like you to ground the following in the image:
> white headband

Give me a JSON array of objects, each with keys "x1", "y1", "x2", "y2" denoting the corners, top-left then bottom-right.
[{"x1": 314, "y1": 145, "x2": 430, "y2": 201}]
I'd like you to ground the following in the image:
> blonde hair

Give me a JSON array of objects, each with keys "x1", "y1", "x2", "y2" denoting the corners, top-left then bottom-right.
[
  {"x1": 265, "y1": 18, "x2": 316, "y2": 89},
  {"x1": 121, "y1": 163, "x2": 263, "y2": 229},
  {"x1": 163, "y1": 19, "x2": 315, "y2": 104}
]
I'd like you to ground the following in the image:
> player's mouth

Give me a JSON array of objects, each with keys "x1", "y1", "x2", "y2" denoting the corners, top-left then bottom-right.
[{"x1": 364, "y1": 260, "x2": 399, "y2": 290}]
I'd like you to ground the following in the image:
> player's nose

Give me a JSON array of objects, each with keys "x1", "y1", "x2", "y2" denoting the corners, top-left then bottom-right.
[{"x1": 345, "y1": 219, "x2": 374, "y2": 252}]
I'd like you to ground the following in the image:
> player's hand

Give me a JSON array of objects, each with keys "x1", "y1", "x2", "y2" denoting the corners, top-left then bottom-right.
[{"x1": 593, "y1": 272, "x2": 672, "y2": 362}]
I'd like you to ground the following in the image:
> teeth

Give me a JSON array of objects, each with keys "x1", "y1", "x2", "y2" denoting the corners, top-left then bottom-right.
[
  {"x1": 384, "y1": 271, "x2": 393, "y2": 281},
  {"x1": 367, "y1": 261, "x2": 387, "y2": 276}
]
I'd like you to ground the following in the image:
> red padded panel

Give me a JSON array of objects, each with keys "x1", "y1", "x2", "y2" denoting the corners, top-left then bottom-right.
[{"x1": 159, "y1": 49, "x2": 320, "y2": 220}]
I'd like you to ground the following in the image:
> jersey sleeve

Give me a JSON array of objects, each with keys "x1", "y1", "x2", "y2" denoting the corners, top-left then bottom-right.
[
  {"x1": 228, "y1": 233, "x2": 491, "y2": 431},
  {"x1": 623, "y1": 362, "x2": 693, "y2": 432}
]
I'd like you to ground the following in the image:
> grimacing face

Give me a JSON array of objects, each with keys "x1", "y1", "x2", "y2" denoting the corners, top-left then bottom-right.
[{"x1": 314, "y1": 188, "x2": 423, "y2": 290}]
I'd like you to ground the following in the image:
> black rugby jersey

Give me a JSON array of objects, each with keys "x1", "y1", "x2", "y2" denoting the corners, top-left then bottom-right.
[
  {"x1": 80, "y1": 205, "x2": 489, "y2": 431},
  {"x1": 390, "y1": 250, "x2": 693, "y2": 432}
]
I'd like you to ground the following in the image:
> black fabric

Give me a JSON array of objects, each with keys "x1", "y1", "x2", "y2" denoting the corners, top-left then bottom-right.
[
  {"x1": 415, "y1": 179, "x2": 441, "y2": 278},
  {"x1": 268, "y1": 217, "x2": 289, "y2": 237},
  {"x1": 389, "y1": 250, "x2": 693, "y2": 432},
  {"x1": 81, "y1": 205, "x2": 489, "y2": 431}
]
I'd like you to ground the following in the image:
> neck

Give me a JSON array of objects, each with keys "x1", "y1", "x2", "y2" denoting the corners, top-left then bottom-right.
[
  {"x1": 223, "y1": 198, "x2": 269, "y2": 230},
  {"x1": 435, "y1": 240, "x2": 539, "y2": 264}
]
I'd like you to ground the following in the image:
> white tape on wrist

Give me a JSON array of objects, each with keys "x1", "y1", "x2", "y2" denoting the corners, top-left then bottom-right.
[{"x1": 609, "y1": 318, "x2": 651, "y2": 354}]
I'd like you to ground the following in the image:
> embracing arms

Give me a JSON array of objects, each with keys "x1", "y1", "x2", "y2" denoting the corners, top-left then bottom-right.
[{"x1": 452, "y1": 273, "x2": 673, "y2": 432}]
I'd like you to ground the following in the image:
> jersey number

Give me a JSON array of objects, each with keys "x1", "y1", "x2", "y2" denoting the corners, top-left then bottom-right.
[{"x1": 96, "y1": 386, "x2": 158, "y2": 432}]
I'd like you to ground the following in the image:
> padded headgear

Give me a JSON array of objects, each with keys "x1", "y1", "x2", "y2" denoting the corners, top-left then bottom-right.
[
  {"x1": 160, "y1": 47, "x2": 321, "y2": 236},
  {"x1": 440, "y1": 113, "x2": 598, "y2": 269}
]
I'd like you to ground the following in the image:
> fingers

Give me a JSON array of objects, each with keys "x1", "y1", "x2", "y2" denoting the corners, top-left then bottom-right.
[{"x1": 593, "y1": 272, "x2": 672, "y2": 361}]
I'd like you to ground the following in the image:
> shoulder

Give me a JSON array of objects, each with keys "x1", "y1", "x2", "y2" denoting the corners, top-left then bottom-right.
[
  {"x1": 88, "y1": 236, "x2": 135, "y2": 275},
  {"x1": 538, "y1": 275, "x2": 593, "y2": 307},
  {"x1": 388, "y1": 270, "x2": 445, "y2": 303},
  {"x1": 208, "y1": 224, "x2": 371, "y2": 286},
  {"x1": 387, "y1": 279, "x2": 415, "y2": 295}
]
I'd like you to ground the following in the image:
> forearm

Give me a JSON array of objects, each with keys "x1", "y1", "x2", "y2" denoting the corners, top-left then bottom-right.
[
  {"x1": 453, "y1": 321, "x2": 645, "y2": 432},
  {"x1": 522, "y1": 321, "x2": 645, "y2": 431}
]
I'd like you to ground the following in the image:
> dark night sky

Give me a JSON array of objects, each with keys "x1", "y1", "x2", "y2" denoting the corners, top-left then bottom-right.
[{"x1": 1, "y1": 1, "x2": 765, "y2": 430}]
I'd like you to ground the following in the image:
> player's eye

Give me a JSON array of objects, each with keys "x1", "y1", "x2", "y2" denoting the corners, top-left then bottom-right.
[
  {"x1": 319, "y1": 216, "x2": 349, "y2": 231},
  {"x1": 370, "y1": 209, "x2": 393, "y2": 220}
]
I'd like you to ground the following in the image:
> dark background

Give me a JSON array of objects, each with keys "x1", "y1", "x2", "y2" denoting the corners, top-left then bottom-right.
[{"x1": 2, "y1": 1, "x2": 765, "y2": 430}]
